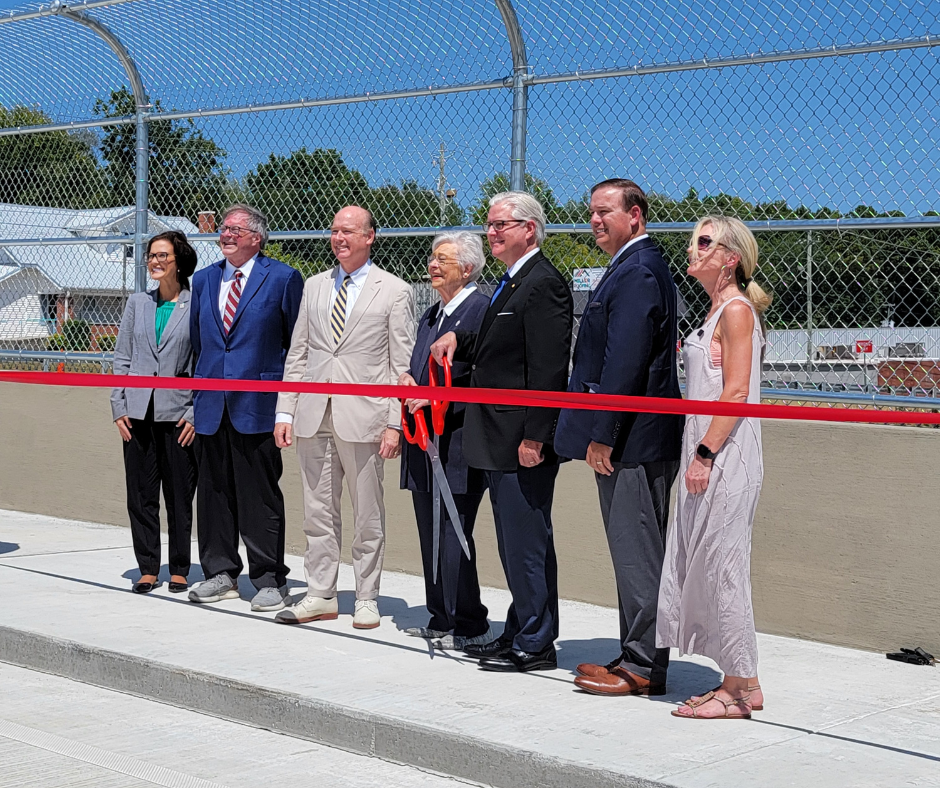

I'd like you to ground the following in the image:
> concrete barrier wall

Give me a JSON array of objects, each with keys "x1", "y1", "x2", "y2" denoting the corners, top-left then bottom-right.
[{"x1": 1, "y1": 381, "x2": 937, "y2": 655}]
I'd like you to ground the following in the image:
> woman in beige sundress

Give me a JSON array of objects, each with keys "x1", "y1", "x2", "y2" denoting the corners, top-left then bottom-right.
[{"x1": 656, "y1": 215, "x2": 772, "y2": 720}]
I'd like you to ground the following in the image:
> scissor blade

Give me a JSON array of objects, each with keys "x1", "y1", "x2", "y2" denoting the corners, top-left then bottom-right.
[
  {"x1": 431, "y1": 461, "x2": 440, "y2": 585},
  {"x1": 426, "y1": 442, "x2": 472, "y2": 560}
]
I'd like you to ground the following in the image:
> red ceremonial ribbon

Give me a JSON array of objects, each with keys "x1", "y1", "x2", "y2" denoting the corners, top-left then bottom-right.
[{"x1": 1, "y1": 370, "x2": 939, "y2": 426}]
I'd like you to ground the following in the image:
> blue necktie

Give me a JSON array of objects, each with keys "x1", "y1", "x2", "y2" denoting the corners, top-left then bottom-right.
[{"x1": 490, "y1": 272, "x2": 512, "y2": 305}]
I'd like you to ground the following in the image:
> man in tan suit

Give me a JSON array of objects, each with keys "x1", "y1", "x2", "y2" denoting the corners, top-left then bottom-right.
[{"x1": 273, "y1": 205, "x2": 415, "y2": 629}]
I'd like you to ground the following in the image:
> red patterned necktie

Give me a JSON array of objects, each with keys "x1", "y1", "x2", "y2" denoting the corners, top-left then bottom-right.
[{"x1": 223, "y1": 271, "x2": 243, "y2": 334}]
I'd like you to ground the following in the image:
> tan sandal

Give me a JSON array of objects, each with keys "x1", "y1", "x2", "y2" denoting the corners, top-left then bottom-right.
[
  {"x1": 687, "y1": 684, "x2": 763, "y2": 711},
  {"x1": 672, "y1": 691, "x2": 752, "y2": 719}
]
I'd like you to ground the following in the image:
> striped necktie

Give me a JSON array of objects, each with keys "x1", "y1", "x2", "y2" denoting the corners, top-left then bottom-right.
[
  {"x1": 331, "y1": 274, "x2": 351, "y2": 344},
  {"x1": 223, "y1": 271, "x2": 243, "y2": 335}
]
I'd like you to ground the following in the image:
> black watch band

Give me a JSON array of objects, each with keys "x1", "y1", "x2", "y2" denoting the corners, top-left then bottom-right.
[{"x1": 696, "y1": 443, "x2": 718, "y2": 461}]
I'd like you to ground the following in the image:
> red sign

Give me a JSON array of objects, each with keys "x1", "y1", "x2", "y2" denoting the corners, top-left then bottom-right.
[{"x1": 856, "y1": 340, "x2": 873, "y2": 354}]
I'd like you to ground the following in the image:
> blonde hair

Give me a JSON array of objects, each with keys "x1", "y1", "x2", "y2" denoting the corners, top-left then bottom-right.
[{"x1": 692, "y1": 215, "x2": 772, "y2": 316}]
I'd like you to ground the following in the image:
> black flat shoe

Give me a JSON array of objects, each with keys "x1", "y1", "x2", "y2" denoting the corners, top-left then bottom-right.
[
  {"x1": 168, "y1": 582, "x2": 189, "y2": 593},
  {"x1": 464, "y1": 638, "x2": 513, "y2": 659},
  {"x1": 479, "y1": 646, "x2": 557, "y2": 673},
  {"x1": 132, "y1": 581, "x2": 159, "y2": 594}
]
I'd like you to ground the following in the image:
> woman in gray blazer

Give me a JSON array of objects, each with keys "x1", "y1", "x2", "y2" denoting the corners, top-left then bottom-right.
[{"x1": 111, "y1": 231, "x2": 199, "y2": 594}]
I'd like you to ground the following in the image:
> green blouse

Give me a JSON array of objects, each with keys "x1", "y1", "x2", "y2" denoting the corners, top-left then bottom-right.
[{"x1": 155, "y1": 300, "x2": 176, "y2": 346}]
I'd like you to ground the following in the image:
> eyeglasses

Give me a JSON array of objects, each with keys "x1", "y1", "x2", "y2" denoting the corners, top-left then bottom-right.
[
  {"x1": 428, "y1": 254, "x2": 461, "y2": 266},
  {"x1": 146, "y1": 252, "x2": 175, "y2": 263},
  {"x1": 484, "y1": 219, "x2": 527, "y2": 232},
  {"x1": 330, "y1": 228, "x2": 368, "y2": 237},
  {"x1": 218, "y1": 224, "x2": 255, "y2": 237},
  {"x1": 697, "y1": 235, "x2": 728, "y2": 251}
]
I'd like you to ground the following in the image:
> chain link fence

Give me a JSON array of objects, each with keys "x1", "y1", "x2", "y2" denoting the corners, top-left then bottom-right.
[{"x1": 0, "y1": 0, "x2": 939, "y2": 405}]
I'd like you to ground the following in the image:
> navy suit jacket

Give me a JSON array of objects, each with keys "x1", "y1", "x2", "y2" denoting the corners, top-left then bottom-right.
[
  {"x1": 400, "y1": 289, "x2": 488, "y2": 495},
  {"x1": 189, "y1": 253, "x2": 304, "y2": 435},
  {"x1": 554, "y1": 237, "x2": 684, "y2": 463}
]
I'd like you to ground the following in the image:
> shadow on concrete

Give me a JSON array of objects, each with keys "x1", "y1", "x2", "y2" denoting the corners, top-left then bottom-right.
[{"x1": 0, "y1": 541, "x2": 19, "y2": 555}]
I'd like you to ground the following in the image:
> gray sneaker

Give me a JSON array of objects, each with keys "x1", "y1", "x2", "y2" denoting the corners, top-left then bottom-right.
[
  {"x1": 188, "y1": 574, "x2": 239, "y2": 604},
  {"x1": 250, "y1": 586, "x2": 289, "y2": 612}
]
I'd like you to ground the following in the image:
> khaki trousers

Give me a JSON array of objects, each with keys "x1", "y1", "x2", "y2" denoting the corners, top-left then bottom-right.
[{"x1": 296, "y1": 403, "x2": 386, "y2": 599}]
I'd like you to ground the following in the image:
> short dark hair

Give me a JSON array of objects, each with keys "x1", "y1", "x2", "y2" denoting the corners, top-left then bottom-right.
[
  {"x1": 147, "y1": 231, "x2": 198, "y2": 290},
  {"x1": 591, "y1": 178, "x2": 649, "y2": 223}
]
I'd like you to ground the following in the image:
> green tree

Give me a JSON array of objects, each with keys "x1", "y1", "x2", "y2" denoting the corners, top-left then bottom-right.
[
  {"x1": 0, "y1": 105, "x2": 107, "y2": 208},
  {"x1": 95, "y1": 87, "x2": 232, "y2": 221}
]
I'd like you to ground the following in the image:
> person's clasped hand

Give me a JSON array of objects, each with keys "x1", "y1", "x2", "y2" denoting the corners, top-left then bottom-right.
[{"x1": 398, "y1": 372, "x2": 430, "y2": 414}]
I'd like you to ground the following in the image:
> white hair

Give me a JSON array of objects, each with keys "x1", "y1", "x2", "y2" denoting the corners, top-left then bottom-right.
[
  {"x1": 488, "y1": 190, "x2": 546, "y2": 244},
  {"x1": 432, "y1": 231, "x2": 485, "y2": 282}
]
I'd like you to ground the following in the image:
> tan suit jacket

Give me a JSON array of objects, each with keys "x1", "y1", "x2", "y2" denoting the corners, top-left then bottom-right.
[{"x1": 278, "y1": 263, "x2": 415, "y2": 443}]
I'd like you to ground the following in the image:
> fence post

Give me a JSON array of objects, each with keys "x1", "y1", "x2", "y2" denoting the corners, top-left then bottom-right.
[
  {"x1": 495, "y1": 0, "x2": 529, "y2": 191},
  {"x1": 805, "y1": 230, "x2": 814, "y2": 379},
  {"x1": 134, "y1": 110, "x2": 150, "y2": 293},
  {"x1": 51, "y1": 5, "x2": 150, "y2": 293}
]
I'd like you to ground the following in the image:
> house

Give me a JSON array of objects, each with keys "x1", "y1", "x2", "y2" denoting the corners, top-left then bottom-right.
[{"x1": 0, "y1": 205, "x2": 219, "y2": 350}]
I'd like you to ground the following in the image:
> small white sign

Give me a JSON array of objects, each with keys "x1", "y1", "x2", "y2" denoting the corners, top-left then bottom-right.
[{"x1": 572, "y1": 267, "x2": 606, "y2": 291}]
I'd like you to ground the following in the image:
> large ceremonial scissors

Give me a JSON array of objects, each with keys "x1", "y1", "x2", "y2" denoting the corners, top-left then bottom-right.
[{"x1": 401, "y1": 355, "x2": 472, "y2": 583}]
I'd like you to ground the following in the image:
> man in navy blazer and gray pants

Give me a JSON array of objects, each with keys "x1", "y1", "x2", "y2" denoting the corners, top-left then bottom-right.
[
  {"x1": 554, "y1": 180, "x2": 684, "y2": 696},
  {"x1": 188, "y1": 204, "x2": 304, "y2": 612}
]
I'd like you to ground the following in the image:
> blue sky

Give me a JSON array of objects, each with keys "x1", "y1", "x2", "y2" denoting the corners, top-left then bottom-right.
[{"x1": 0, "y1": 0, "x2": 938, "y2": 218}]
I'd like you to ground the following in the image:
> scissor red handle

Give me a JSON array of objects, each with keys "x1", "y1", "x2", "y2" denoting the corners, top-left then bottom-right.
[
  {"x1": 401, "y1": 401, "x2": 429, "y2": 450},
  {"x1": 428, "y1": 354, "x2": 452, "y2": 436}
]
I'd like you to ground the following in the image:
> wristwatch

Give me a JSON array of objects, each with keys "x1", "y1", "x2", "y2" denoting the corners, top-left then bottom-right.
[{"x1": 696, "y1": 443, "x2": 718, "y2": 461}]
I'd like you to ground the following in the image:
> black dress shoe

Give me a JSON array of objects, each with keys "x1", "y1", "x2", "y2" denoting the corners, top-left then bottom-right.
[
  {"x1": 168, "y1": 582, "x2": 189, "y2": 593},
  {"x1": 479, "y1": 645, "x2": 557, "y2": 673},
  {"x1": 132, "y1": 581, "x2": 159, "y2": 594},
  {"x1": 464, "y1": 638, "x2": 512, "y2": 659}
]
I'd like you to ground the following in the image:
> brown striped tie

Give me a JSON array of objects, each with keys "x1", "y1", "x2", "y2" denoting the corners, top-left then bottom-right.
[{"x1": 223, "y1": 271, "x2": 243, "y2": 334}]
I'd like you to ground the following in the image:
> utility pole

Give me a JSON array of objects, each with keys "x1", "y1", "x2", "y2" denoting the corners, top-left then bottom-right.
[{"x1": 437, "y1": 141, "x2": 447, "y2": 226}]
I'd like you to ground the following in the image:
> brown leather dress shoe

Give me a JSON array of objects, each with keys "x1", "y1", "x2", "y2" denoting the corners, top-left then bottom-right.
[
  {"x1": 575, "y1": 659, "x2": 621, "y2": 678},
  {"x1": 574, "y1": 667, "x2": 666, "y2": 696}
]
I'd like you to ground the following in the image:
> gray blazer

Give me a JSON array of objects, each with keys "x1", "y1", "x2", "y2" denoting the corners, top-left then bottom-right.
[{"x1": 110, "y1": 289, "x2": 195, "y2": 423}]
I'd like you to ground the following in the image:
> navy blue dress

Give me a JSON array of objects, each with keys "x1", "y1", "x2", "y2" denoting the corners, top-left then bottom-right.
[{"x1": 400, "y1": 288, "x2": 489, "y2": 636}]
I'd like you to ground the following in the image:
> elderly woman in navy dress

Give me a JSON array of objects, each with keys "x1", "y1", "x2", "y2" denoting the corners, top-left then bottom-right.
[
  {"x1": 398, "y1": 231, "x2": 493, "y2": 650},
  {"x1": 657, "y1": 215, "x2": 773, "y2": 719}
]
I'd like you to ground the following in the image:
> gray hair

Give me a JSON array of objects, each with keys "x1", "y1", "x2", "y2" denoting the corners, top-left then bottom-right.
[
  {"x1": 488, "y1": 191, "x2": 546, "y2": 244},
  {"x1": 223, "y1": 203, "x2": 269, "y2": 248},
  {"x1": 432, "y1": 231, "x2": 485, "y2": 282}
]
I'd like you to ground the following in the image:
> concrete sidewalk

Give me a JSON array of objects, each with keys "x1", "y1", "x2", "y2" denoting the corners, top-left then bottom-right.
[{"x1": 1, "y1": 509, "x2": 938, "y2": 788}]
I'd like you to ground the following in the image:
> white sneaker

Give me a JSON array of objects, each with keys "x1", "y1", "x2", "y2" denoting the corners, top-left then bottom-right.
[
  {"x1": 353, "y1": 599, "x2": 380, "y2": 629},
  {"x1": 274, "y1": 595, "x2": 338, "y2": 625}
]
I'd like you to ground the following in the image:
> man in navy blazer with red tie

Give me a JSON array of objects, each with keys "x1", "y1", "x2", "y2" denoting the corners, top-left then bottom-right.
[{"x1": 188, "y1": 204, "x2": 304, "y2": 612}]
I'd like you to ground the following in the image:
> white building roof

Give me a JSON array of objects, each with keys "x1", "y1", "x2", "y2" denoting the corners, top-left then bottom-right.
[{"x1": 0, "y1": 204, "x2": 220, "y2": 291}]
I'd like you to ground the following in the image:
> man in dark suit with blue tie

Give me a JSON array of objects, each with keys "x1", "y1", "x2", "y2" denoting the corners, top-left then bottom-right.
[
  {"x1": 555, "y1": 179, "x2": 684, "y2": 697},
  {"x1": 432, "y1": 192, "x2": 573, "y2": 672},
  {"x1": 188, "y1": 204, "x2": 304, "y2": 613}
]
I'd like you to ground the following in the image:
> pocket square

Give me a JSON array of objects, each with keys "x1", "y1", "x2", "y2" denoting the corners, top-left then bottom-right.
[{"x1": 497, "y1": 311, "x2": 514, "y2": 316}]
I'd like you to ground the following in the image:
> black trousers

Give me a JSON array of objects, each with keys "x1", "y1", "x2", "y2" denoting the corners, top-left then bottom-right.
[
  {"x1": 123, "y1": 404, "x2": 197, "y2": 577},
  {"x1": 412, "y1": 490, "x2": 488, "y2": 638},
  {"x1": 485, "y1": 464, "x2": 559, "y2": 653},
  {"x1": 595, "y1": 460, "x2": 680, "y2": 686},
  {"x1": 195, "y1": 408, "x2": 288, "y2": 590}
]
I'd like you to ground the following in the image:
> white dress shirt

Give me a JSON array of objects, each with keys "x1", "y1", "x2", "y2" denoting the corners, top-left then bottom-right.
[
  {"x1": 276, "y1": 259, "x2": 373, "y2": 426},
  {"x1": 436, "y1": 283, "x2": 478, "y2": 331},
  {"x1": 330, "y1": 259, "x2": 372, "y2": 315},
  {"x1": 506, "y1": 246, "x2": 540, "y2": 279},
  {"x1": 610, "y1": 234, "x2": 649, "y2": 266},
  {"x1": 218, "y1": 255, "x2": 257, "y2": 318}
]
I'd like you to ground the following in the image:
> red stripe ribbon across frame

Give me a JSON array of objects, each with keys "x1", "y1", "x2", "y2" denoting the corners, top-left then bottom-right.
[{"x1": 1, "y1": 370, "x2": 939, "y2": 426}]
